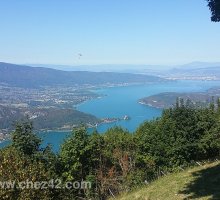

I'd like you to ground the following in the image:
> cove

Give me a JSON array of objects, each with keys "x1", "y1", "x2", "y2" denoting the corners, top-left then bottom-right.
[{"x1": 1, "y1": 80, "x2": 220, "y2": 152}]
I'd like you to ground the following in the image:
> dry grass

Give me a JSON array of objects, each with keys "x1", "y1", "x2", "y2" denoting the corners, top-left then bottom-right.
[{"x1": 112, "y1": 161, "x2": 220, "y2": 200}]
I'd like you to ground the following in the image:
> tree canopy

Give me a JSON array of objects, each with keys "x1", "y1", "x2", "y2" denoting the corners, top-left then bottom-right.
[
  {"x1": 1, "y1": 98, "x2": 220, "y2": 199},
  {"x1": 207, "y1": 0, "x2": 220, "y2": 22}
]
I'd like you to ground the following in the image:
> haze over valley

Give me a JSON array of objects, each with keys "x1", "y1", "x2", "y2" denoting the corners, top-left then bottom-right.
[
  {"x1": 29, "y1": 61, "x2": 220, "y2": 80},
  {"x1": 1, "y1": 1, "x2": 220, "y2": 199},
  {"x1": 1, "y1": 61, "x2": 220, "y2": 141}
]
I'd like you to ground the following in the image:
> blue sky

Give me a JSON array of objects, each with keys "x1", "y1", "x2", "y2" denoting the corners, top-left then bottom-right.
[{"x1": 0, "y1": 0, "x2": 219, "y2": 66}]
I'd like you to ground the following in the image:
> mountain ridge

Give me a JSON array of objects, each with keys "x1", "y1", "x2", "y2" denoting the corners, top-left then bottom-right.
[{"x1": 0, "y1": 62, "x2": 165, "y2": 88}]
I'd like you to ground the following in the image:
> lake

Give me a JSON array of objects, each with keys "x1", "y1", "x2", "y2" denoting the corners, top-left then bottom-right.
[{"x1": 1, "y1": 80, "x2": 220, "y2": 152}]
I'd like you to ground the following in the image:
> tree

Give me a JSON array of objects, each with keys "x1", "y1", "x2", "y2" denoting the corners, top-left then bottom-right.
[
  {"x1": 11, "y1": 120, "x2": 41, "y2": 156},
  {"x1": 0, "y1": 147, "x2": 60, "y2": 200},
  {"x1": 0, "y1": 121, "x2": 69, "y2": 199},
  {"x1": 217, "y1": 98, "x2": 220, "y2": 114},
  {"x1": 100, "y1": 127, "x2": 138, "y2": 195},
  {"x1": 59, "y1": 126, "x2": 92, "y2": 198},
  {"x1": 60, "y1": 126, "x2": 90, "y2": 182},
  {"x1": 207, "y1": 0, "x2": 220, "y2": 22}
]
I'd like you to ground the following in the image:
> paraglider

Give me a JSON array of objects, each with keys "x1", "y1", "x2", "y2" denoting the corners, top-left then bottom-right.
[{"x1": 78, "y1": 53, "x2": 82, "y2": 59}]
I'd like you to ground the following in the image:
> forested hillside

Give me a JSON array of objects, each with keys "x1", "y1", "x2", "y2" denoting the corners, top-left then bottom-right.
[
  {"x1": 1, "y1": 98, "x2": 220, "y2": 199},
  {"x1": 0, "y1": 105, "x2": 99, "y2": 131}
]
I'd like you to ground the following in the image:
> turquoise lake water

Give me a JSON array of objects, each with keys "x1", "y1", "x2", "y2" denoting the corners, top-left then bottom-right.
[{"x1": 1, "y1": 80, "x2": 220, "y2": 152}]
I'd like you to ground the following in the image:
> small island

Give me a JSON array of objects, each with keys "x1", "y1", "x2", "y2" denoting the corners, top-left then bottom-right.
[{"x1": 100, "y1": 115, "x2": 131, "y2": 124}]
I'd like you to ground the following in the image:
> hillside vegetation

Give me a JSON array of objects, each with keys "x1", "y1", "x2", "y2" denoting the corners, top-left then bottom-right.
[
  {"x1": 139, "y1": 87, "x2": 220, "y2": 109},
  {"x1": 114, "y1": 161, "x2": 220, "y2": 200},
  {"x1": 0, "y1": 105, "x2": 99, "y2": 131},
  {"x1": 1, "y1": 98, "x2": 220, "y2": 199}
]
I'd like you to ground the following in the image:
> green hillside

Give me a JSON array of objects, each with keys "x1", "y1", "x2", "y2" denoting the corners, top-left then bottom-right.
[{"x1": 114, "y1": 161, "x2": 220, "y2": 200}]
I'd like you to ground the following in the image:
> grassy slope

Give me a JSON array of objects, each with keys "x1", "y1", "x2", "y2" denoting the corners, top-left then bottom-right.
[{"x1": 114, "y1": 161, "x2": 220, "y2": 200}]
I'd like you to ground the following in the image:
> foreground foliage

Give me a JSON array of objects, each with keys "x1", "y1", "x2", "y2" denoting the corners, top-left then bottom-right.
[
  {"x1": 0, "y1": 98, "x2": 220, "y2": 199},
  {"x1": 207, "y1": 0, "x2": 220, "y2": 22}
]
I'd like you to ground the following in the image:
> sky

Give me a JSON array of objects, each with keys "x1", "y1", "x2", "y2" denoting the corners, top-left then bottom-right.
[{"x1": 0, "y1": 0, "x2": 220, "y2": 66}]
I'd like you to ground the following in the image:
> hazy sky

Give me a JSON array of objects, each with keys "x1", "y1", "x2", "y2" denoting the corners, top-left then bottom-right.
[{"x1": 0, "y1": 0, "x2": 219, "y2": 66}]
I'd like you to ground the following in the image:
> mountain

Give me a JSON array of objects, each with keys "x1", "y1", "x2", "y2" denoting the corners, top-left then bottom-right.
[
  {"x1": 27, "y1": 62, "x2": 220, "y2": 80},
  {"x1": 28, "y1": 64, "x2": 172, "y2": 72},
  {"x1": 170, "y1": 62, "x2": 220, "y2": 76},
  {"x1": 175, "y1": 61, "x2": 220, "y2": 70},
  {"x1": 0, "y1": 62, "x2": 165, "y2": 88},
  {"x1": 164, "y1": 62, "x2": 220, "y2": 80}
]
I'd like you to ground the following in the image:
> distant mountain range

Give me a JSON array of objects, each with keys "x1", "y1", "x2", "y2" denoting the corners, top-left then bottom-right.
[
  {"x1": 29, "y1": 62, "x2": 220, "y2": 80},
  {"x1": 166, "y1": 62, "x2": 220, "y2": 79},
  {"x1": 0, "y1": 62, "x2": 165, "y2": 88},
  {"x1": 137, "y1": 62, "x2": 220, "y2": 80},
  {"x1": 172, "y1": 62, "x2": 220, "y2": 69},
  {"x1": 1, "y1": 62, "x2": 220, "y2": 88},
  {"x1": 28, "y1": 64, "x2": 171, "y2": 72}
]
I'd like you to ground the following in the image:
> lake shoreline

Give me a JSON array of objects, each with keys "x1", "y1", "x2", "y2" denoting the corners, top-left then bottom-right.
[{"x1": 2, "y1": 80, "x2": 220, "y2": 151}]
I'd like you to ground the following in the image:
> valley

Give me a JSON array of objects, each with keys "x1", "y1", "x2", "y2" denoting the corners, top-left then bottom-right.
[{"x1": 0, "y1": 62, "x2": 166, "y2": 140}]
